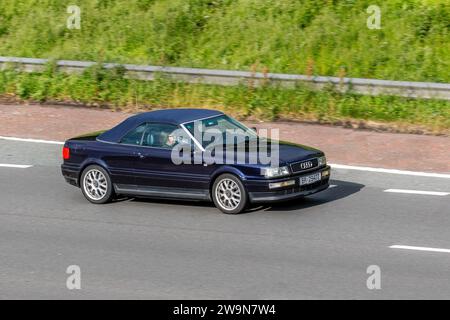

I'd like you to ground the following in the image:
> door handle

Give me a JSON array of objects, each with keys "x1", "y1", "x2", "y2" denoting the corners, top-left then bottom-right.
[{"x1": 137, "y1": 152, "x2": 145, "y2": 159}]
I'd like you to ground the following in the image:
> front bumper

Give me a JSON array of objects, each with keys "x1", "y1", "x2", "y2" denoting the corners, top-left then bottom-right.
[{"x1": 247, "y1": 165, "x2": 331, "y2": 203}]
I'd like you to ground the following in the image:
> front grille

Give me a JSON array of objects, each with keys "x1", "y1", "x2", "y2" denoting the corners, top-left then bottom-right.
[{"x1": 290, "y1": 158, "x2": 319, "y2": 173}]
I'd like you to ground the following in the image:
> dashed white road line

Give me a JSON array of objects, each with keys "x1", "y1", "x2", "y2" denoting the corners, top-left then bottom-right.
[
  {"x1": 0, "y1": 163, "x2": 33, "y2": 169},
  {"x1": 390, "y1": 245, "x2": 450, "y2": 254},
  {"x1": 330, "y1": 164, "x2": 450, "y2": 179},
  {"x1": 384, "y1": 189, "x2": 449, "y2": 196},
  {"x1": 0, "y1": 136, "x2": 64, "y2": 145}
]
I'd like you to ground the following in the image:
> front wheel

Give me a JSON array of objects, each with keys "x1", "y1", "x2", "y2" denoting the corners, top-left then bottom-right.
[
  {"x1": 212, "y1": 174, "x2": 248, "y2": 214},
  {"x1": 80, "y1": 165, "x2": 114, "y2": 204}
]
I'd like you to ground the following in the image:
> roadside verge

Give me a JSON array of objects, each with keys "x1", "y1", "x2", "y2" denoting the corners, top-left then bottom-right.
[{"x1": 1, "y1": 103, "x2": 448, "y2": 173}]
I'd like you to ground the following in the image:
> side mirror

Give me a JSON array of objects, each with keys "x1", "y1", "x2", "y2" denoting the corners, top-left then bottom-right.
[
  {"x1": 190, "y1": 145, "x2": 202, "y2": 156},
  {"x1": 251, "y1": 126, "x2": 258, "y2": 133},
  {"x1": 190, "y1": 146, "x2": 205, "y2": 165}
]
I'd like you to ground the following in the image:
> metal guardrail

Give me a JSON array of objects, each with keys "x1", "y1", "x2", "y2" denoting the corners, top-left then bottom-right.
[{"x1": 1, "y1": 56, "x2": 450, "y2": 100}]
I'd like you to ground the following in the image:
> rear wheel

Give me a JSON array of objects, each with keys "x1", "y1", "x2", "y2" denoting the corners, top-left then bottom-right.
[
  {"x1": 212, "y1": 174, "x2": 248, "y2": 214},
  {"x1": 80, "y1": 165, "x2": 114, "y2": 204}
]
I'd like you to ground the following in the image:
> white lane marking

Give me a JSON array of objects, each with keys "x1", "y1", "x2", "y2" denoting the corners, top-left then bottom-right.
[
  {"x1": 0, "y1": 136, "x2": 64, "y2": 145},
  {"x1": 329, "y1": 184, "x2": 338, "y2": 188},
  {"x1": 390, "y1": 245, "x2": 450, "y2": 254},
  {"x1": 330, "y1": 163, "x2": 450, "y2": 179},
  {"x1": 384, "y1": 189, "x2": 449, "y2": 196},
  {"x1": 0, "y1": 163, "x2": 33, "y2": 169},
  {"x1": 0, "y1": 137, "x2": 449, "y2": 179}
]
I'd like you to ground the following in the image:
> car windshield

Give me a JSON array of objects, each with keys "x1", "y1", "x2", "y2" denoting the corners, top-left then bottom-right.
[{"x1": 183, "y1": 115, "x2": 257, "y2": 149}]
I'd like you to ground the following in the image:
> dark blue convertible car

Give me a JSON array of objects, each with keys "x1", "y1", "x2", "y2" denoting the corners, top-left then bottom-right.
[{"x1": 61, "y1": 109, "x2": 330, "y2": 214}]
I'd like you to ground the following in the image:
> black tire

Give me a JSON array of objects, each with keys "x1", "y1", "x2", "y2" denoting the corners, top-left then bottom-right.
[
  {"x1": 80, "y1": 165, "x2": 114, "y2": 204},
  {"x1": 212, "y1": 174, "x2": 248, "y2": 214}
]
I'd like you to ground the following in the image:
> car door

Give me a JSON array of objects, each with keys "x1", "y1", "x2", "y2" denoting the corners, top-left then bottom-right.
[
  {"x1": 133, "y1": 122, "x2": 212, "y2": 197},
  {"x1": 101, "y1": 123, "x2": 146, "y2": 187}
]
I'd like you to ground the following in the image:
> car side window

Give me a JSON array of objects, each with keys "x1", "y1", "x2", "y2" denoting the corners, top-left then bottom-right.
[
  {"x1": 120, "y1": 123, "x2": 147, "y2": 145},
  {"x1": 142, "y1": 123, "x2": 180, "y2": 148}
]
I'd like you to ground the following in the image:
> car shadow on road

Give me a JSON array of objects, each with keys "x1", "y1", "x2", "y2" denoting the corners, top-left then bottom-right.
[
  {"x1": 124, "y1": 179, "x2": 364, "y2": 214},
  {"x1": 249, "y1": 179, "x2": 364, "y2": 213}
]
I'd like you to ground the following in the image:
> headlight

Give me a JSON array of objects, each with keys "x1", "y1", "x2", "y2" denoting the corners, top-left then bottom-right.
[
  {"x1": 318, "y1": 156, "x2": 327, "y2": 167},
  {"x1": 262, "y1": 166, "x2": 290, "y2": 178}
]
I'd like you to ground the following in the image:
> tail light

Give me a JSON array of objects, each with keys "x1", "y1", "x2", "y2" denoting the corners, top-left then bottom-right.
[{"x1": 63, "y1": 147, "x2": 70, "y2": 160}]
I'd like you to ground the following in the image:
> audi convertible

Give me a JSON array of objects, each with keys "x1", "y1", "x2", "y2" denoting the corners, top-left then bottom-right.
[{"x1": 61, "y1": 109, "x2": 330, "y2": 214}]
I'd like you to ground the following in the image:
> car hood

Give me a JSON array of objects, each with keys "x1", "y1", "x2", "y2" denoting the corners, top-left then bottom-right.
[
  {"x1": 276, "y1": 140, "x2": 323, "y2": 164},
  {"x1": 211, "y1": 139, "x2": 323, "y2": 166}
]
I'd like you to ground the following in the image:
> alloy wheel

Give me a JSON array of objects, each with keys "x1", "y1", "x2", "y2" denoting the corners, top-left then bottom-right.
[
  {"x1": 83, "y1": 169, "x2": 108, "y2": 201},
  {"x1": 215, "y1": 178, "x2": 242, "y2": 211}
]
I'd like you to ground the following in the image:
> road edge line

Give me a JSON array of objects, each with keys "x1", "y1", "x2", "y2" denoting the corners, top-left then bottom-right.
[
  {"x1": 0, "y1": 136, "x2": 64, "y2": 145},
  {"x1": 384, "y1": 189, "x2": 449, "y2": 196},
  {"x1": 1, "y1": 136, "x2": 449, "y2": 179},
  {"x1": 0, "y1": 164, "x2": 33, "y2": 169},
  {"x1": 330, "y1": 163, "x2": 450, "y2": 179}
]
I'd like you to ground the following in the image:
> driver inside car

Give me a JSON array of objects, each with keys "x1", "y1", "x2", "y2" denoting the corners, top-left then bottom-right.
[
  {"x1": 166, "y1": 134, "x2": 176, "y2": 147},
  {"x1": 160, "y1": 131, "x2": 176, "y2": 148}
]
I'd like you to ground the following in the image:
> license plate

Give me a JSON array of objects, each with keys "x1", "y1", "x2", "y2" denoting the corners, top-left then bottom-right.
[{"x1": 299, "y1": 172, "x2": 321, "y2": 186}]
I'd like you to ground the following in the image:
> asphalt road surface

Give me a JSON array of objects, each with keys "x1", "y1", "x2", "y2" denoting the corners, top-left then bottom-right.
[{"x1": 0, "y1": 139, "x2": 449, "y2": 299}]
